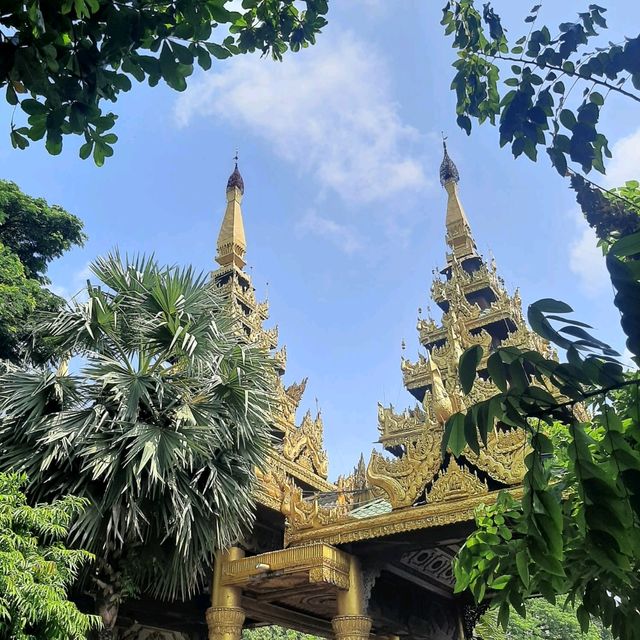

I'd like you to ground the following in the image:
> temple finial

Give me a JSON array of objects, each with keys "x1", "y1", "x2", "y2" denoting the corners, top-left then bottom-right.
[
  {"x1": 438, "y1": 140, "x2": 477, "y2": 261},
  {"x1": 226, "y1": 153, "x2": 244, "y2": 194},
  {"x1": 439, "y1": 135, "x2": 460, "y2": 187},
  {"x1": 217, "y1": 159, "x2": 247, "y2": 268}
]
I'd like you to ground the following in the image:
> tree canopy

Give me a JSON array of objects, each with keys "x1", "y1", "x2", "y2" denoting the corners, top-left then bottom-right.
[
  {"x1": 1, "y1": 0, "x2": 328, "y2": 164},
  {"x1": 439, "y1": 4, "x2": 640, "y2": 637},
  {"x1": 0, "y1": 180, "x2": 85, "y2": 364},
  {"x1": 0, "y1": 472, "x2": 100, "y2": 640},
  {"x1": 441, "y1": 1, "x2": 640, "y2": 177},
  {"x1": 0, "y1": 252, "x2": 276, "y2": 636}
]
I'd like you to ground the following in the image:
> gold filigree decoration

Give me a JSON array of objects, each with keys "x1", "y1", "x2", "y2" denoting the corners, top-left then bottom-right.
[
  {"x1": 206, "y1": 607, "x2": 245, "y2": 640},
  {"x1": 332, "y1": 616, "x2": 372, "y2": 640},
  {"x1": 280, "y1": 480, "x2": 347, "y2": 531},
  {"x1": 283, "y1": 410, "x2": 329, "y2": 479},
  {"x1": 427, "y1": 458, "x2": 488, "y2": 503},
  {"x1": 464, "y1": 428, "x2": 527, "y2": 485},
  {"x1": 377, "y1": 403, "x2": 426, "y2": 446},
  {"x1": 366, "y1": 427, "x2": 443, "y2": 509}
]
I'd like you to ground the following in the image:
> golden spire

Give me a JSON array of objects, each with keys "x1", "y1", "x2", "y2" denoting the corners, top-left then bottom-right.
[
  {"x1": 216, "y1": 156, "x2": 247, "y2": 269},
  {"x1": 440, "y1": 139, "x2": 477, "y2": 262}
]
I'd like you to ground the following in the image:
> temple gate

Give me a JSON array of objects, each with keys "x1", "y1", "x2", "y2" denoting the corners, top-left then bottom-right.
[{"x1": 117, "y1": 146, "x2": 546, "y2": 640}]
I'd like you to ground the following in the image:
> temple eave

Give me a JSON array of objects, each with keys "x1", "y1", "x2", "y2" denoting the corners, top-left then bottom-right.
[{"x1": 285, "y1": 486, "x2": 525, "y2": 548}]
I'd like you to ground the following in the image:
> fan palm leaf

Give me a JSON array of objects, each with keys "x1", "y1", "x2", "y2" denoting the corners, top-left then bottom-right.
[{"x1": 0, "y1": 252, "x2": 275, "y2": 610}]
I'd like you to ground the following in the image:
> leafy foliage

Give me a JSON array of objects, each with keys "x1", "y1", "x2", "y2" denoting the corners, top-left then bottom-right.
[
  {"x1": 0, "y1": 253, "x2": 276, "y2": 631},
  {"x1": 243, "y1": 626, "x2": 321, "y2": 640},
  {"x1": 1, "y1": 0, "x2": 328, "y2": 164},
  {"x1": 476, "y1": 597, "x2": 613, "y2": 639},
  {"x1": 0, "y1": 180, "x2": 85, "y2": 364},
  {"x1": 0, "y1": 472, "x2": 100, "y2": 640},
  {"x1": 444, "y1": 198, "x2": 640, "y2": 639},
  {"x1": 441, "y1": 1, "x2": 639, "y2": 176}
]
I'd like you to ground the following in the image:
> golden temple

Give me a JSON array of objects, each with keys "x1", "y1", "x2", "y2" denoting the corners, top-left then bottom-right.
[{"x1": 117, "y1": 145, "x2": 546, "y2": 640}]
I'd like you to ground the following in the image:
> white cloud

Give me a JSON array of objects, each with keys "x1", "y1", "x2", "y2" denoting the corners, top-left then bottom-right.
[
  {"x1": 605, "y1": 127, "x2": 640, "y2": 187},
  {"x1": 297, "y1": 210, "x2": 363, "y2": 254},
  {"x1": 568, "y1": 210, "x2": 609, "y2": 298},
  {"x1": 174, "y1": 33, "x2": 427, "y2": 204}
]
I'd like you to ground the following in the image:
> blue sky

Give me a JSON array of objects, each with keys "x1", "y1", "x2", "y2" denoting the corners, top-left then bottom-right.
[{"x1": 1, "y1": 1, "x2": 639, "y2": 478}]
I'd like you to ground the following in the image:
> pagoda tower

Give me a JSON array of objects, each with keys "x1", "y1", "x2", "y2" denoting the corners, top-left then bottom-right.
[
  {"x1": 365, "y1": 142, "x2": 548, "y2": 509},
  {"x1": 212, "y1": 162, "x2": 334, "y2": 523}
]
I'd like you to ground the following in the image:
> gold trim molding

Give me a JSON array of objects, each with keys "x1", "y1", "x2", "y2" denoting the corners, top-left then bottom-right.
[{"x1": 287, "y1": 488, "x2": 523, "y2": 547}]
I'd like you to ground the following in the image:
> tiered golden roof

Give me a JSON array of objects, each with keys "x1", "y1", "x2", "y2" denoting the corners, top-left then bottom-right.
[{"x1": 279, "y1": 142, "x2": 546, "y2": 546}]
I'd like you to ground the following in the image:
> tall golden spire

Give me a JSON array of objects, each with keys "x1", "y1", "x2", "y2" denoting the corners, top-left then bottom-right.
[
  {"x1": 440, "y1": 140, "x2": 477, "y2": 262},
  {"x1": 216, "y1": 159, "x2": 247, "y2": 269}
]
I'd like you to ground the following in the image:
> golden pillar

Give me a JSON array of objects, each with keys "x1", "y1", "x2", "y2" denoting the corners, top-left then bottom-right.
[
  {"x1": 206, "y1": 547, "x2": 246, "y2": 640},
  {"x1": 332, "y1": 556, "x2": 372, "y2": 640}
]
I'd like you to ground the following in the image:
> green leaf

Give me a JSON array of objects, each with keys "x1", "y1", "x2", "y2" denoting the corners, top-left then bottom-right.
[
  {"x1": 464, "y1": 409, "x2": 480, "y2": 455},
  {"x1": 553, "y1": 80, "x2": 565, "y2": 94},
  {"x1": 559, "y1": 109, "x2": 576, "y2": 130},
  {"x1": 457, "y1": 114, "x2": 472, "y2": 135},
  {"x1": 610, "y1": 231, "x2": 640, "y2": 258},
  {"x1": 445, "y1": 412, "x2": 466, "y2": 456},
  {"x1": 459, "y1": 345, "x2": 483, "y2": 394},
  {"x1": 515, "y1": 550, "x2": 530, "y2": 587},
  {"x1": 6, "y1": 83, "x2": 18, "y2": 106},
  {"x1": 206, "y1": 43, "x2": 233, "y2": 60},
  {"x1": 497, "y1": 601, "x2": 510, "y2": 629},
  {"x1": 487, "y1": 353, "x2": 508, "y2": 392},
  {"x1": 490, "y1": 574, "x2": 511, "y2": 590},
  {"x1": 79, "y1": 140, "x2": 93, "y2": 159},
  {"x1": 576, "y1": 605, "x2": 590, "y2": 633},
  {"x1": 532, "y1": 298, "x2": 573, "y2": 314}
]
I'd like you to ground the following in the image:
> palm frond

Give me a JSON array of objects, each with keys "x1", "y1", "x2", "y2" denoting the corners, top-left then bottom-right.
[{"x1": 1, "y1": 252, "x2": 276, "y2": 601}]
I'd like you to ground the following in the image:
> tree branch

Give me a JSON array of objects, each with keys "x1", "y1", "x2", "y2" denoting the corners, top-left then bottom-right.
[{"x1": 488, "y1": 54, "x2": 640, "y2": 103}]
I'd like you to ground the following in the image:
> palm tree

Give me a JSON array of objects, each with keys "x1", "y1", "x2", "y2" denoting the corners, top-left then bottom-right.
[{"x1": 0, "y1": 253, "x2": 275, "y2": 637}]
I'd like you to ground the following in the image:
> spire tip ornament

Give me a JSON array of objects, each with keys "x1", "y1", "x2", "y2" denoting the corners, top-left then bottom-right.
[
  {"x1": 227, "y1": 152, "x2": 245, "y2": 194},
  {"x1": 439, "y1": 136, "x2": 460, "y2": 187}
]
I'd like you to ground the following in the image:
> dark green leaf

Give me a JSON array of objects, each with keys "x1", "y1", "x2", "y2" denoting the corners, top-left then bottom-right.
[{"x1": 459, "y1": 346, "x2": 483, "y2": 394}]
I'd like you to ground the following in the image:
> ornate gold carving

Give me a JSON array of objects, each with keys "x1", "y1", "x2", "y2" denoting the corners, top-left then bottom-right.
[
  {"x1": 281, "y1": 478, "x2": 347, "y2": 531},
  {"x1": 285, "y1": 378, "x2": 308, "y2": 413},
  {"x1": 283, "y1": 410, "x2": 329, "y2": 479},
  {"x1": 332, "y1": 615, "x2": 372, "y2": 640},
  {"x1": 254, "y1": 463, "x2": 289, "y2": 510},
  {"x1": 206, "y1": 607, "x2": 245, "y2": 640},
  {"x1": 427, "y1": 458, "x2": 488, "y2": 503},
  {"x1": 464, "y1": 429, "x2": 527, "y2": 485},
  {"x1": 377, "y1": 403, "x2": 426, "y2": 447},
  {"x1": 366, "y1": 428, "x2": 443, "y2": 509},
  {"x1": 273, "y1": 345, "x2": 287, "y2": 371}
]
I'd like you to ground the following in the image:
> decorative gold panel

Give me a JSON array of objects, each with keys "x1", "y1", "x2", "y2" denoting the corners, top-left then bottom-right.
[
  {"x1": 427, "y1": 458, "x2": 488, "y2": 503},
  {"x1": 221, "y1": 543, "x2": 351, "y2": 591}
]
